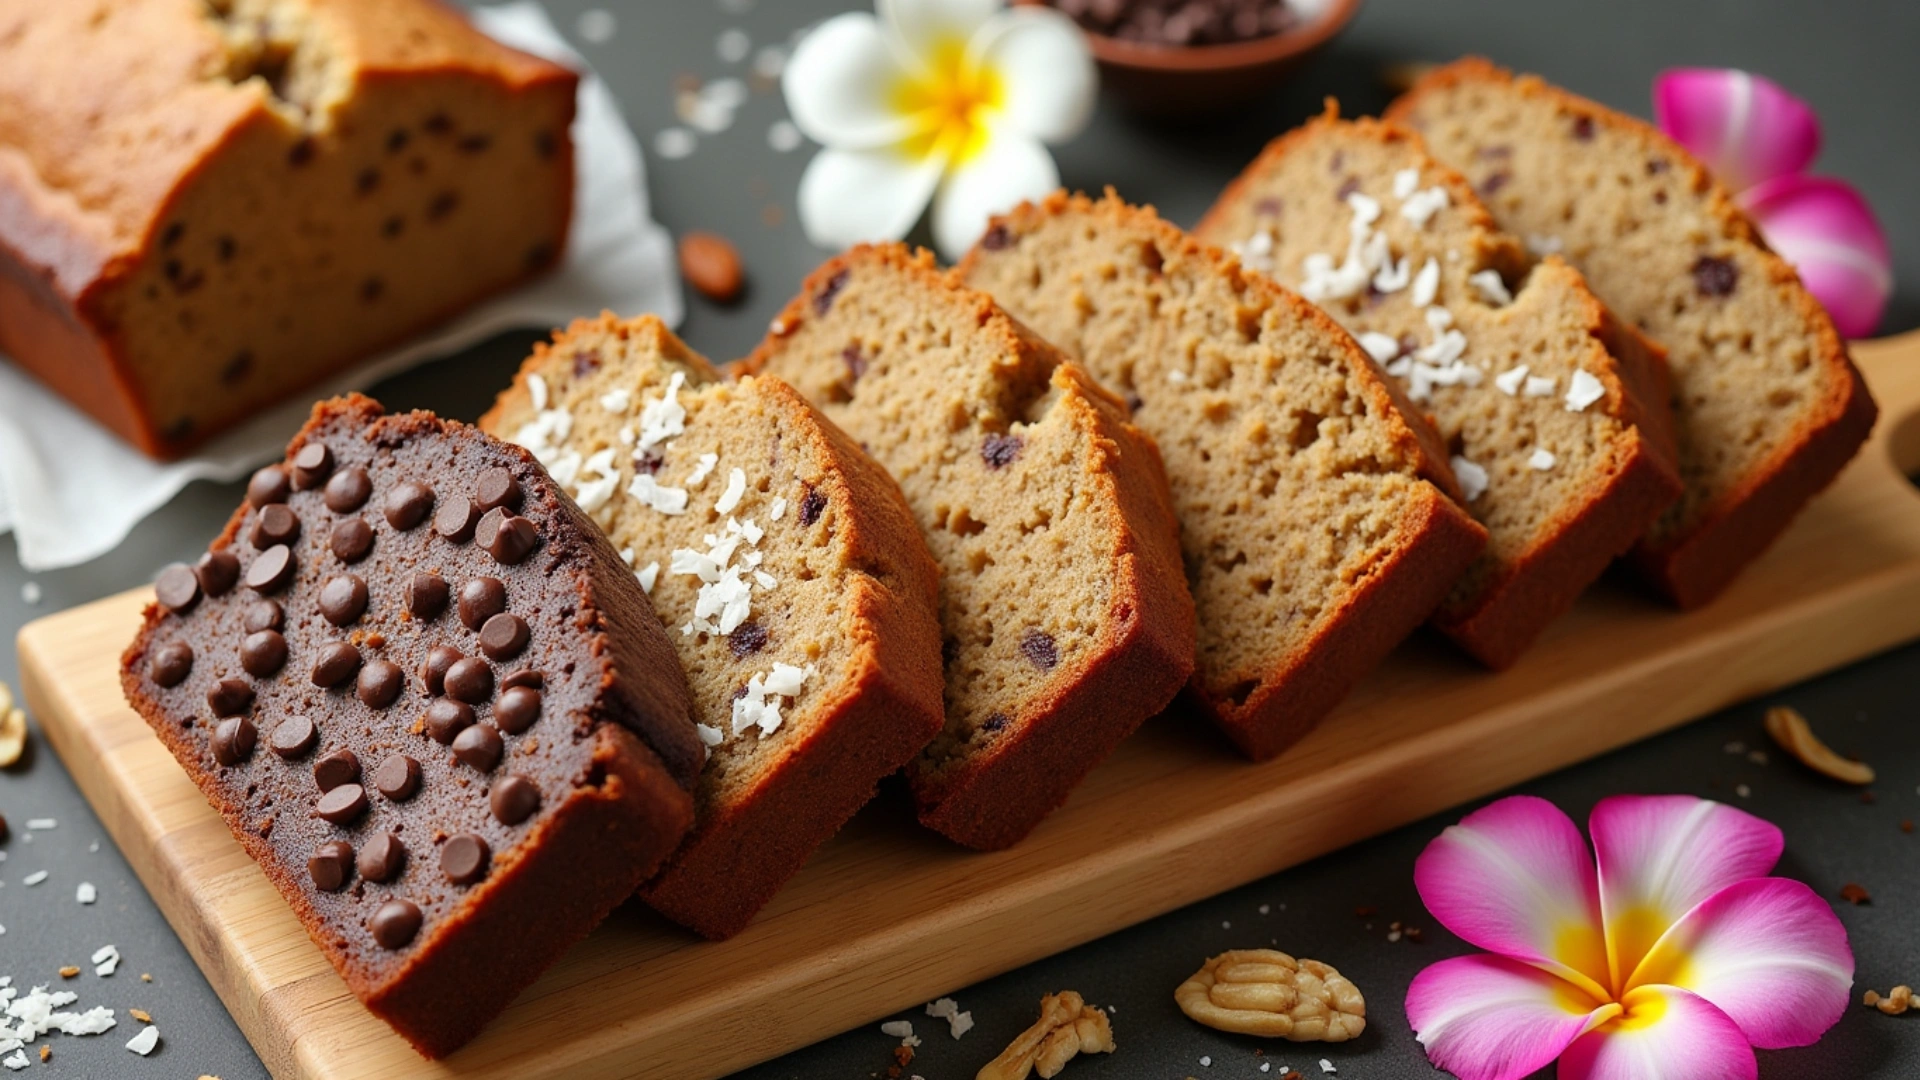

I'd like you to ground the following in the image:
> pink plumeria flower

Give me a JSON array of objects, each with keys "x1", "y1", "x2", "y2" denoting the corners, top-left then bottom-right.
[
  {"x1": 1407, "y1": 795, "x2": 1853, "y2": 1080},
  {"x1": 1654, "y1": 68, "x2": 1892, "y2": 337}
]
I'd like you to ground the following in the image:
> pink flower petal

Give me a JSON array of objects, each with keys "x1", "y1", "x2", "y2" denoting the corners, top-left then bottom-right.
[
  {"x1": 1561, "y1": 985, "x2": 1757, "y2": 1080},
  {"x1": 1743, "y1": 174, "x2": 1894, "y2": 338},
  {"x1": 1415, "y1": 796, "x2": 1611, "y2": 996},
  {"x1": 1589, "y1": 795, "x2": 1782, "y2": 989},
  {"x1": 1628, "y1": 876, "x2": 1854, "y2": 1048},
  {"x1": 1654, "y1": 68, "x2": 1821, "y2": 192},
  {"x1": 1407, "y1": 954, "x2": 1614, "y2": 1080}
]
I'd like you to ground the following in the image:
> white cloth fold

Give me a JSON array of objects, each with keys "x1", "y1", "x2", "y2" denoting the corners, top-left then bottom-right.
[{"x1": 0, "y1": 2, "x2": 681, "y2": 571}]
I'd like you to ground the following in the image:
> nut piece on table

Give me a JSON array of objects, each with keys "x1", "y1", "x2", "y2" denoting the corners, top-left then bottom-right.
[
  {"x1": 1864, "y1": 985, "x2": 1913, "y2": 1015},
  {"x1": 1175, "y1": 949, "x2": 1366, "y2": 1041},
  {"x1": 0, "y1": 680, "x2": 24, "y2": 767},
  {"x1": 1765, "y1": 706, "x2": 1874, "y2": 785},
  {"x1": 976, "y1": 991, "x2": 1116, "y2": 1080}
]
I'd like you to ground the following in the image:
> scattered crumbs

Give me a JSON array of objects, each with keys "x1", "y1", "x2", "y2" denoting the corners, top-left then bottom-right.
[
  {"x1": 88, "y1": 841, "x2": 99, "y2": 853},
  {"x1": 1735, "y1": 784, "x2": 1752, "y2": 798},
  {"x1": 655, "y1": 127, "x2": 697, "y2": 161},
  {"x1": 1261, "y1": 1065, "x2": 1272, "y2": 1074},
  {"x1": 1747, "y1": 749, "x2": 1769, "y2": 765},
  {"x1": 23, "y1": 870, "x2": 47, "y2": 886},
  {"x1": 128, "y1": 1008, "x2": 152, "y2": 1024},
  {"x1": 1387, "y1": 929, "x2": 1403, "y2": 942},
  {"x1": 25, "y1": 819, "x2": 54, "y2": 831},
  {"x1": 1355, "y1": 906, "x2": 1376, "y2": 918},
  {"x1": 125, "y1": 1024, "x2": 159, "y2": 1056},
  {"x1": 1724, "y1": 740, "x2": 1746, "y2": 754},
  {"x1": 1222, "y1": 921, "x2": 1231, "y2": 929},
  {"x1": 1258, "y1": 904, "x2": 1271, "y2": 915},
  {"x1": 0, "y1": 1051, "x2": 21, "y2": 1071},
  {"x1": 58, "y1": 967, "x2": 80, "y2": 979},
  {"x1": 76, "y1": 882, "x2": 96, "y2": 905},
  {"x1": 880, "y1": 1020, "x2": 914, "y2": 1039},
  {"x1": 925, "y1": 996, "x2": 973, "y2": 1039},
  {"x1": 768, "y1": 119, "x2": 803, "y2": 153},
  {"x1": 576, "y1": 7, "x2": 616, "y2": 44},
  {"x1": 1901, "y1": 820, "x2": 1913, "y2": 834},
  {"x1": 1320, "y1": 1059, "x2": 1337, "y2": 1074},
  {"x1": 1200, "y1": 1055, "x2": 1212, "y2": 1067},
  {"x1": 1861, "y1": 790, "x2": 1878, "y2": 805},
  {"x1": 141, "y1": 974, "x2": 153, "y2": 983},
  {"x1": 1840, "y1": 882, "x2": 1871, "y2": 905},
  {"x1": 35, "y1": 1048, "x2": 46, "y2": 1064},
  {"x1": 93, "y1": 944, "x2": 120, "y2": 976},
  {"x1": 20, "y1": 582, "x2": 40, "y2": 605},
  {"x1": 717, "y1": 27, "x2": 751, "y2": 63}
]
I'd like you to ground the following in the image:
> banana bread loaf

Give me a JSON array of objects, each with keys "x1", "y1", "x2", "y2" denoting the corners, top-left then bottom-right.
[
  {"x1": 480, "y1": 313, "x2": 945, "y2": 938},
  {"x1": 957, "y1": 191, "x2": 1487, "y2": 759},
  {"x1": 1389, "y1": 59, "x2": 1876, "y2": 608},
  {"x1": 120, "y1": 394, "x2": 698, "y2": 1057},
  {"x1": 1196, "y1": 111, "x2": 1682, "y2": 668},
  {"x1": 0, "y1": 0, "x2": 577, "y2": 458},
  {"x1": 743, "y1": 244, "x2": 1197, "y2": 849}
]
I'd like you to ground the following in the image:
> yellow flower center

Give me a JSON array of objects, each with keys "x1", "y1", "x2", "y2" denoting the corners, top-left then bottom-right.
[{"x1": 892, "y1": 37, "x2": 1004, "y2": 166}]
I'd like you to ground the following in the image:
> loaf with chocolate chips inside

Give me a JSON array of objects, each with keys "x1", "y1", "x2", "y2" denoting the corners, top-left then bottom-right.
[
  {"x1": 744, "y1": 245, "x2": 1197, "y2": 850},
  {"x1": 120, "y1": 395, "x2": 700, "y2": 1057},
  {"x1": 480, "y1": 313, "x2": 945, "y2": 938},
  {"x1": 957, "y1": 191, "x2": 1487, "y2": 760},
  {"x1": 0, "y1": 0, "x2": 577, "y2": 458},
  {"x1": 1389, "y1": 58, "x2": 1876, "y2": 608},
  {"x1": 1196, "y1": 111, "x2": 1682, "y2": 668}
]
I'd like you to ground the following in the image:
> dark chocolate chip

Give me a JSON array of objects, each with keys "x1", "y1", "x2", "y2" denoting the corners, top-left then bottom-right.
[
  {"x1": 360, "y1": 277, "x2": 384, "y2": 302},
  {"x1": 356, "y1": 167, "x2": 381, "y2": 195},
  {"x1": 427, "y1": 190, "x2": 459, "y2": 220},
  {"x1": 980, "y1": 223, "x2": 1012, "y2": 251},
  {"x1": 207, "y1": 678, "x2": 254, "y2": 717},
  {"x1": 251, "y1": 504, "x2": 302, "y2": 549},
  {"x1": 247, "y1": 465, "x2": 291, "y2": 508},
  {"x1": 369, "y1": 898, "x2": 422, "y2": 949},
  {"x1": 357, "y1": 660, "x2": 404, "y2": 709},
  {"x1": 458, "y1": 577, "x2": 506, "y2": 630},
  {"x1": 571, "y1": 348, "x2": 600, "y2": 376},
  {"x1": 323, "y1": 467, "x2": 373, "y2": 513},
  {"x1": 474, "y1": 467, "x2": 522, "y2": 512},
  {"x1": 373, "y1": 754, "x2": 421, "y2": 801},
  {"x1": 309, "y1": 840, "x2": 354, "y2": 892},
  {"x1": 1335, "y1": 176, "x2": 1361, "y2": 201},
  {"x1": 288, "y1": 136, "x2": 315, "y2": 167},
  {"x1": 494, "y1": 686, "x2": 541, "y2": 735},
  {"x1": 406, "y1": 573, "x2": 449, "y2": 620},
  {"x1": 356, "y1": 832, "x2": 407, "y2": 883},
  {"x1": 420, "y1": 645, "x2": 462, "y2": 696},
  {"x1": 477, "y1": 510, "x2": 537, "y2": 565},
  {"x1": 1480, "y1": 171, "x2": 1511, "y2": 196},
  {"x1": 245, "y1": 545, "x2": 295, "y2": 594},
  {"x1": 150, "y1": 642, "x2": 194, "y2": 687},
  {"x1": 387, "y1": 128, "x2": 410, "y2": 152},
  {"x1": 981, "y1": 433, "x2": 1023, "y2": 469},
  {"x1": 319, "y1": 574, "x2": 369, "y2": 626},
  {"x1": 384, "y1": 481, "x2": 435, "y2": 530},
  {"x1": 983, "y1": 712, "x2": 1010, "y2": 732},
  {"x1": 313, "y1": 748, "x2": 361, "y2": 792},
  {"x1": 195, "y1": 550, "x2": 241, "y2": 597},
  {"x1": 240, "y1": 630, "x2": 288, "y2": 677},
  {"x1": 424, "y1": 699, "x2": 474, "y2": 744},
  {"x1": 633, "y1": 449, "x2": 664, "y2": 475},
  {"x1": 290, "y1": 441, "x2": 333, "y2": 489},
  {"x1": 457, "y1": 133, "x2": 491, "y2": 154},
  {"x1": 490, "y1": 775, "x2": 540, "y2": 825},
  {"x1": 451, "y1": 723, "x2": 503, "y2": 772},
  {"x1": 1255, "y1": 196, "x2": 1283, "y2": 216},
  {"x1": 500, "y1": 669, "x2": 544, "y2": 691},
  {"x1": 441, "y1": 833, "x2": 490, "y2": 885},
  {"x1": 1573, "y1": 115, "x2": 1595, "y2": 141},
  {"x1": 1020, "y1": 628, "x2": 1059, "y2": 671},
  {"x1": 330, "y1": 517, "x2": 374, "y2": 563},
  {"x1": 812, "y1": 268, "x2": 849, "y2": 315},
  {"x1": 211, "y1": 716, "x2": 256, "y2": 766},
  {"x1": 311, "y1": 642, "x2": 361, "y2": 688},
  {"x1": 269, "y1": 716, "x2": 318, "y2": 759},
  {"x1": 799, "y1": 487, "x2": 827, "y2": 527},
  {"x1": 155, "y1": 564, "x2": 201, "y2": 613},
  {"x1": 434, "y1": 496, "x2": 481, "y2": 542},
  {"x1": 478, "y1": 613, "x2": 529, "y2": 661},
  {"x1": 727, "y1": 621, "x2": 769, "y2": 658},
  {"x1": 444, "y1": 658, "x2": 493, "y2": 705},
  {"x1": 1692, "y1": 255, "x2": 1738, "y2": 297},
  {"x1": 314, "y1": 782, "x2": 368, "y2": 825},
  {"x1": 841, "y1": 343, "x2": 868, "y2": 382},
  {"x1": 243, "y1": 600, "x2": 284, "y2": 633}
]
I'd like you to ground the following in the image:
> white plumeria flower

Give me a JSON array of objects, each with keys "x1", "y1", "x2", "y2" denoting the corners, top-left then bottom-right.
[{"x1": 783, "y1": 0, "x2": 1096, "y2": 260}]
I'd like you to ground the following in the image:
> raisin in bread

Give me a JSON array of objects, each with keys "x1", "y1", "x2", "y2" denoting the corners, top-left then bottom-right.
[
  {"x1": 479, "y1": 313, "x2": 945, "y2": 939},
  {"x1": 957, "y1": 191, "x2": 1488, "y2": 759},
  {"x1": 0, "y1": 0, "x2": 576, "y2": 458},
  {"x1": 119, "y1": 395, "x2": 699, "y2": 1057},
  {"x1": 742, "y1": 244, "x2": 1197, "y2": 850},
  {"x1": 1389, "y1": 58, "x2": 1877, "y2": 608},
  {"x1": 1195, "y1": 111, "x2": 1683, "y2": 668}
]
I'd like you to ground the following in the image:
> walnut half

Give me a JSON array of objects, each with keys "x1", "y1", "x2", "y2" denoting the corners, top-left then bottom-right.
[
  {"x1": 1175, "y1": 950, "x2": 1366, "y2": 1041},
  {"x1": 976, "y1": 991, "x2": 1115, "y2": 1080}
]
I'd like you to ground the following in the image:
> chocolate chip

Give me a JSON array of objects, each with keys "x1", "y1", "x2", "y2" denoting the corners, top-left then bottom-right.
[
  {"x1": 982, "y1": 433, "x2": 1023, "y2": 469},
  {"x1": 269, "y1": 716, "x2": 317, "y2": 759},
  {"x1": 288, "y1": 136, "x2": 315, "y2": 167},
  {"x1": 478, "y1": 613, "x2": 530, "y2": 661},
  {"x1": 840, "y1": 343, "x2": 868, "y2": 382},
  {"x1": 1255, "y1": 196, "x2": 1283, "y2": 216},
  {"x1": 1480, "y1": 171, "x2": 1511, "y2": 196},
  {"x1": 243, "y1": 600, "x2": 284, "y2": 633},
  {"x1": 434, "y1": 496, "x2": 481, "y2": 542},
  {"x1": 420, "y1": 645, "x2": 462, "y2": 696},
  {"x1": 458, "y1": 577, "x2": 506, "y2": 630},
  {"x1": 155, "y1": 564, "x2": 201, "y2": 613},
  {"x1": 980, "y1": 223, "x2": 1012, "y2": 251},
  {"x1": 290, "y1": 441, "x2": 333, "y2": 489},
  {"x1": 311, "y1": 642, "x2": 361, "y2": 688},
  {"x1": 441, "y1": 833, "x2": 490, "y2": 885},
  {"x1": 452, "y1": 723, "x2": 503, "y2": 772},
  {"x1": 251, "y1": 504, "x2": 302, "y2": 548},
  {"x1": 494, "y1": 686, "x2": 542, "y2": 735},
  {"x1": 330, "y1": 517, "x2": 374, "y2": 563},
  {"x1": 633, "y1": 449, "x2": 664, "y2": 475},
  {"x1": 323, "y1": 467, "x2": 373, "y2": 513},
  {"x1": 314, "y1": 748, "x2": 361, "y2": 792},
  {"x1": 369, "y1": 898, "x2": 422, "y2": 949},
  {"x1": 240, "y1": 630, "x2": 288, "y2": 677},
  {"x1": 799, "y1": 487, "x2": 827, "y2": 527},
  {"x1": 813, "y1": 268, "x2": 849, "y2": 315},
  {"x1": 424, "y1": 699, "x2": 474, "y2": 744},
  {"x1": 1572, "y1": 115, "x2": 1595, "y2": 141},
  {"x1": 314, "y1": 782, "x2": 368, "y2": 825},
  {"x1": 356, "y1": 832, "x2": 407, "y2": 883},
  {"x1": 1692, "y1": 255, "x2": 1738, "y2": 297},
  {"x1": 727, "y1": 621, "x2": 769, "y2": 658},
  {"x1": 384, "y1": 481, "x2": 435, "y2": 530},
  {"x1": 310, "y1": 840, "x2": 354, "y2": 891},
  {"x1": 245, "y1": 545, "x2": 295, "y2": 594},
  {"x1": 319, "y1": 574, "x2": 368, "y2": 626},
  {"x1": 357, "y1": 660, "x2": 404, "y2": 709},
  {"x1": 571, "y1": 348, "x2": 600, "y2": 377},
  {"x1": 500, "y1": 669, "x2": 544, "y2": 691},
  {"x1": 428, "y1": 190, "x2": 459, "y2": 220},
  {"x1": 1020, "y1": 628, "x2": 1058, "y2": 671},
  {"x1": 490, "y1": 775, "x2": 540, "y2": 825},
  {"x1": 1334, "y1": 176, "x2": 1361, "y2": 201},
  {"x1": 211, "y1": 716, "x2": 256, "y2": 766},
  {"x1": 247, "y1": 465, "x2": 291, "y2": 508},
  {"x1": 150, "y1": 642, "x2": 193, "y2": 687},
  {"x1": 983, "y1": 712, "x2": 1010, "y2": 732},
  {"x1": 406, "y1": 573, "x2": 449, "y2": 621},
  {"x1": 207, "y1": 678, "x2": 254, "y2": 717},
  {"x1": 196, "y1": 550, "x2": 241, "y2": 597},
  {"x1": 477, "y1": 509, "x2": 537, "y2": 565},
  {"x1": 444, "y1": 658, "x2": 493, "y2": 704},
  {"x1": 474, "y1": 467, "x2": 522, "y2": 512},
  {"x1": 373, "y1": 754, "x2": 421, "y2": 801}
]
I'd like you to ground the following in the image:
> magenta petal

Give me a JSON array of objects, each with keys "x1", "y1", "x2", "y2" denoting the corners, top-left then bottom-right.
[
  {"x1": 1560, "y1": 986, "x2": 1757, "y2": 1080},
  {"x1": 1743, "y1": 174, "x2": 1894, "y2": 337},
  {"x1": 1407, "y1": 954, "x2": 1608, "y2": 1080},
  {"x1": 1654, "y1": 67, "x2": 1821, "y2": 191}
]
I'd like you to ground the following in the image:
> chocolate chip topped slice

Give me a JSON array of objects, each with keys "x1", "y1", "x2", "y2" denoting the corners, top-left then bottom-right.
[
  {"x1": 384, "y1": 481, "x2": 435, "y2": 530},
  {"x1": 440, "y1": 834, "x2": 490, "y2": 885},
  {"x1": 324, "y1": 467, "x2": 373, "y2": 513}
]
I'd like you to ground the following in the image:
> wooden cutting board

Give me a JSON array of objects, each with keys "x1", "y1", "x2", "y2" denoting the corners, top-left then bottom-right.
[{"x1": 18, "y1": 332, "x2": 1920, "y2": 1080}]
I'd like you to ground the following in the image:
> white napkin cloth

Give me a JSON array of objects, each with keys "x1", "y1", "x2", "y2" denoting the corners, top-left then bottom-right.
[{"x1": 0, "y1": 2, "x2": 681, "y2": 572}]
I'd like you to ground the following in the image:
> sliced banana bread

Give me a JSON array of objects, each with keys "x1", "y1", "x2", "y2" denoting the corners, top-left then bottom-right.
[
  {"x1": 742, "y1": 244, "x2": 1196, "y2": 849},
  {"x1": 1389, "y1": 58, "x2": 1877, "y2": 608},
  {"x1": 1195, "y1": 111, "x2": 1682, "y2": 668},
  {"x1": 480, "y1": 314, "x2": 944, "y2": 938},
  {"x1": 958, "y1": 192, "x2": 1487, "y2": 759}
]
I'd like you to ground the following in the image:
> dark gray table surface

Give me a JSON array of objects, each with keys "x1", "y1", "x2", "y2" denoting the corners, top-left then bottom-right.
[{"x1": 1, "y1": 1, "x2": 1915, "y2": 1077}]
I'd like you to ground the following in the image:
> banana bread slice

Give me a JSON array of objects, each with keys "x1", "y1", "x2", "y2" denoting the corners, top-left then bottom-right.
[
  {"x1": 742, "y1": 244, "x2": 1196, "y2": 849},
  {"x1": 957, "y1": 191, "x2": 1488, "y2": 759},
  {"x1": 120, "y1": 394, "x2": 699, "y2": 1057},
  {"x1": 1195, "y1": 111, "x2": 1682, "y2": 668},
  {"x1": 479, "y1": 313, "x2": 945, "y2": 938},
  {"x1": 1389, "y1": 58, "x2": 1877, "y2": 608}
]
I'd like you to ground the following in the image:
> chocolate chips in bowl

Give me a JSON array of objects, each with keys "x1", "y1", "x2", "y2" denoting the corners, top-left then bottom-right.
[{"x1": 119, "y1": 394, "x2": 702, "y2": 1058}]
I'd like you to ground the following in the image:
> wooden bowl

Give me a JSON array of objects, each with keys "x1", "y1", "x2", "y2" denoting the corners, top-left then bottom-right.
[{"x1": 1021, "y1": 0, "x2": 1366, "y2": 116}]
